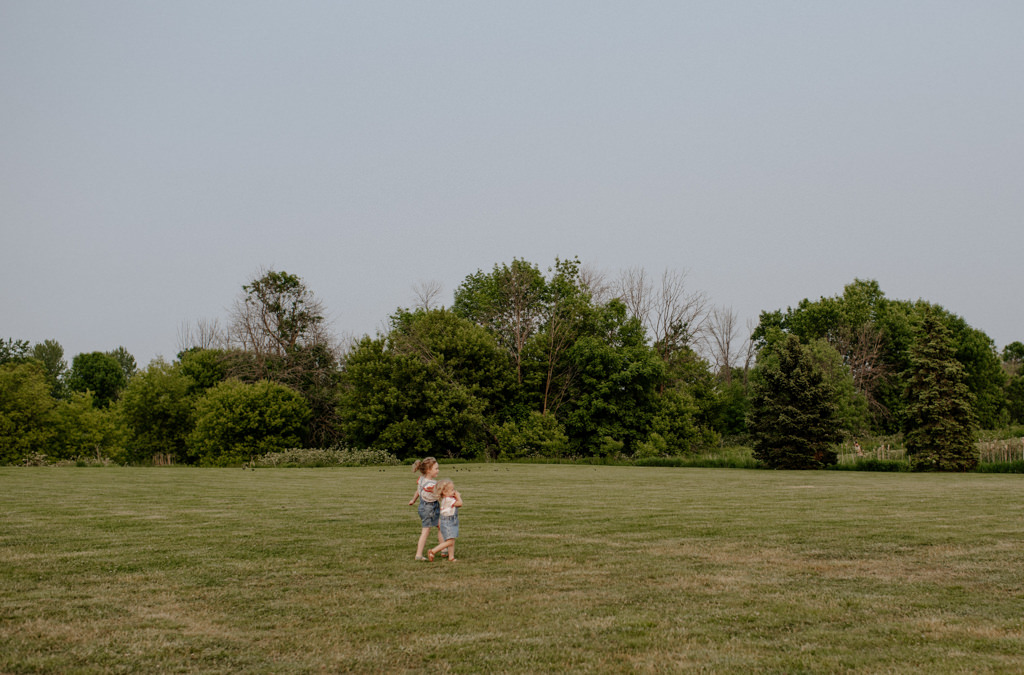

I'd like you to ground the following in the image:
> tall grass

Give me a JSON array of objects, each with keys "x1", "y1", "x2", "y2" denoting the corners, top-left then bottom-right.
[
  {"x1": 3, "y1": 466, "x2": 1023, "y2": 673},
  {"x1": 833, "y1": 435, "x2": 1024, "y2": 472}
]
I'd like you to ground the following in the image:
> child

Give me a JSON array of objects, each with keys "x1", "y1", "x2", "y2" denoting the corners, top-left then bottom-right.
[
  {"x1": 427, "y1": 479, "x2": 462, "y2": 562},
  {"x1": 409, "y1": 457, "x2": 445, "y2": 561}
]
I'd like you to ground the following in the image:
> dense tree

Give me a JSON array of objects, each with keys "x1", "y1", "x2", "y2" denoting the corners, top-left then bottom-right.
[
  {"x1": 66, "y1": 351, "x2": 127, "y2": 408},
  {"x1": 521, "y1": 257, "x2": 592, "y2": 416},
  {"x1": 752, "y1": 280, "x2": 899, "y2": 427},
  {"x1": 31, "y1": 339, "x2": 67, "y2": 399},
  {"x1": 0, "y1": 338, "x2": 31, "y2": 364},
  {"x1": 805, "y1": 337, "x2": 871, "y2": 437},
  {"x1": 50, "y1": 392, "x2": 127, "y2": 462},
  {"x1": 340, "y1": 309, "x2": 517, "y2": 459},
  {"x1": 903, "y1": 310, "x2": 979, "y2": 471},
  {"x1": 119, "y1": 359, "x2": 194, "y2": 464},
  {"x1": 177, "y1": 348, "x2": 229, "y2": 396},
  {"x1": 0, "y1": 361, "x2": 127, "y2": 464},
  {"x1": 1003, "y1": 341, "x2": 1024, "y2": 377},
  {"x1": 1006, "y1": 374, "x2": 1024, "y2": 424},
  {"x1": 188, "y1": 379, "x2": 310, "y2": 466},
  {"x1": 226, "y1": 270, "x2": 342, "y2": 443},
  {"x1": 646, "y1": 387, "x2": 709, "y2": 455},
  {"x1": 279, "y1": 342, "x2": 343, "y2": 447},
  {"x1": 753, "y1": 280, "x2": 1008, "y2": 433},
  {"x1": 453, "y1": 258, "x2": 548, "y2": 384},
  {"x1": 108, "y1": 346, "x2": 138, "y2": 382},
  {"x1": 493, "y1": 410, "x2": 570, "y2": 459},
  {"x1": 556, "y1": 300, "x2": 664, "y2": 456},
  {"x1": 0, "y1": 362, "x2": 57, "y2": 463},
  {"x1": 748, "y1": 333, "x2": 842, "y2": 469}
]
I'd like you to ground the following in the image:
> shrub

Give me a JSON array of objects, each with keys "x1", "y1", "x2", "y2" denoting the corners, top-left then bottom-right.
[
  {"x1": 252, "y1": 447, "x2": 400, "y2": 468},
  {"x1": 974, "y1": 460, "x2": 1024, "y2": 474},
  {"x1": 828, "y1": 458, "x2": 909, "y2": 472},
  {"x1": 495, "y1": 412, "x2": 570, "y2": 460},
  {"x1": 188, "y1": 379, "x2": 311, "y2": 466}
]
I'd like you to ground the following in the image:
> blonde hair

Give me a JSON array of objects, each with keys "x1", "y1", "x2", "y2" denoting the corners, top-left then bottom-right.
[
  {"x1": 411, "y1": 457, "x2": 437, "y2": 475},
  {"x1": 434, "y1": 479, "x2": 455, "y2": 498}
]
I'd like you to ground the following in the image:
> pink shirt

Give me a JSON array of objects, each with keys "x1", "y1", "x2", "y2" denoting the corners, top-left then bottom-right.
[{"x1": 439, "y1": 494, "x2": 458, "y2": 517}]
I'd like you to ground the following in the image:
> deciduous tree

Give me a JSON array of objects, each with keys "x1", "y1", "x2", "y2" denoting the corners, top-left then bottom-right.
[
  {"x1": 31, "y1": 339, "x2": 67, "y2": 399},
  {"x1": 453, "y1": 258, "x2": 547, "y2": 384},
  {"x1": 0, "y1": 362, "x2": 56, "y2": 463},
  {"x1": 188, "y1": 379, "x2": 310, "y2": 466},
  {"x1": 67, "y1": 351, "x2": 127, "y2": 408},
  {"x1": 228, "y1": 268, "x2": 330, "y2": 370},
  {"x1": 340, "y1": 309, "x2": 516, "y2": 459},
  {"x1": 119, "y1": 359, "x2": 194, "y2": 464}
]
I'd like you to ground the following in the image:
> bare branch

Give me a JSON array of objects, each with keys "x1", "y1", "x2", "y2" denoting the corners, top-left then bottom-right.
[
  {"x1": 579, "y1": 263, "x2": 613, "y2": 305},
  {"x1": 176, "y1": 318, "x2": 225, "y2": 354},
  {"x1": 411, "y1": 280, "x2": 444, "y2": 311},
  {"x1": 615, "y1": 266, "x2": 652, "y2": 327}
]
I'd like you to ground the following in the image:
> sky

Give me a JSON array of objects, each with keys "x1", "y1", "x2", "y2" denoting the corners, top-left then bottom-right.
[{"x1": 2, "y1": 2, "x2": 1022, "y2": 367}]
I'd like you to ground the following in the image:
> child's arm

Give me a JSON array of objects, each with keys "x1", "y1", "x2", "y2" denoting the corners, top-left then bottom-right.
[
  {"x1": 453, "y1": 490, "x2": 463, "y2": 507},
  {"x1": 409, "y1": 485, "x2": 420, "y2": 506}
]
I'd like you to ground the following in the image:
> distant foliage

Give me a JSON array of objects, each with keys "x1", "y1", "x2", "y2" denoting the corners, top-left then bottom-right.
[
  {"x1": 4, "y1": 269, "x2": 1020, "y2": 468},
  {"x1": 340, "y1": 309, "x2": 517, "y2": 460},
  {"x1": 252, "y1": 446, "x2": 400, "y2": 467},
  {"x1": 494, "y1": 411, "x2": 570, "y2": 460},
  {"x1": 67, "y1": 351, "x2": 127, "y2": 409},
  {"x1": 119, "y1": 359, "x2": 193, "y2": 464},
  {"x1": 903, "y1": 310, "x2": 979, "y2": 471},
  {"x1": 188, "y1": 379, "x2": 311, "y2": 466},
  {"x1": 748, "y1": 333, "x2": 842, "y2": 469},
  {"x1": 0, "y1": 362, "x2": 57, "y2": 463}
]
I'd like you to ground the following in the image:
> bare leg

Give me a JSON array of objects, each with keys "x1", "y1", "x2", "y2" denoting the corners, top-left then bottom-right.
[
  {"x1": 447, "y1": 540, "x2": 457, "y2": 562},
  {"x1": 428, "y1": 539, "x2": 455, "y2": 561},
  {"x1": 415, "y1": 527, "x2": 431, "y2": 559}
]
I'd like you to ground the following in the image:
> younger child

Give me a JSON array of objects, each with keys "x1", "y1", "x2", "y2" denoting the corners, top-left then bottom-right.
[
  {"x1": 427, "y1": 479, "x2": 462, "y2": 562},
  {"x1": 409, "y1": 457, "x2": 445, "y2": 561}
]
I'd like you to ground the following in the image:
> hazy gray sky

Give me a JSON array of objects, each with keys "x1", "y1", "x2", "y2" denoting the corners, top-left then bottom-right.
[{"x1": 3, "y1": 2, "x2": 1022, "y2": 366}]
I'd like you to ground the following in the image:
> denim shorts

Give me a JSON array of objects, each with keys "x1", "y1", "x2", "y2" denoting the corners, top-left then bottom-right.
[
  {"x1": 439, "y1": 513, "x2": 459, "y2": 540},
  {"x1": 418, "y1": 500, "x2": 439, "y2": 528}
]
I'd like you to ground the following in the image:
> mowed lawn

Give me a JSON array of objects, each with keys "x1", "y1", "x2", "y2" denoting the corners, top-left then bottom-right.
[{"x1": 2, "y1": 465, "x2": 1023, "y2": 674}]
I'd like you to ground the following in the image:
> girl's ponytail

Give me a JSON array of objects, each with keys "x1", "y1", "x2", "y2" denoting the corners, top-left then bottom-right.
[{"x1": 412, "y1": 457, "x2": 437, "y2": 475}]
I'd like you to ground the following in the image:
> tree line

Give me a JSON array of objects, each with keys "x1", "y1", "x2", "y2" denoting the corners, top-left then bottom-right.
[{"x1": 3, "y1": 260, "x2": 1022, "y2": 469}]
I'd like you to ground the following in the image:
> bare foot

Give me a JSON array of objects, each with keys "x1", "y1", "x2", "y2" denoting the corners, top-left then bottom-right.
[
  {"x1": 447, "y1": 558, "x2": 458, "y2": 562},
  {"x1": 427, "y1": 551, "x2": 435, "y2": 562}
]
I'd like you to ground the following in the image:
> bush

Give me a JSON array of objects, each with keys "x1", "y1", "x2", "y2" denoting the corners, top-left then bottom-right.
[
  {"x1": 495, "y1": 412, "x2": 570, "y2": 460},
  {"x1": 828, "y1": 458, "x2": 909, "y2": 472},
  {"x1": 188, "y1": 379, "x2": 311, "y2": 466},
  {"x1": 974, "y1": 460, "x2": 1024, "y2": 474},
  {"x1": 252, "y1": 447, "x2": 400, "y2": 468}
]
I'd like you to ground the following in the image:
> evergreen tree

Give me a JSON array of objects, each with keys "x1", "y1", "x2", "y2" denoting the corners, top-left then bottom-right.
[
  {"x1": 903, "y1": 310, "x2": 978, "y2": 471},
  {"x1": 748, "y1": 333, "x2": 842, "y2": 469}
]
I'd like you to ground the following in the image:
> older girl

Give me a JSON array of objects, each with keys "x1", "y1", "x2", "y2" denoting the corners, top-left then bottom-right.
[{"x1": 408, "y1": 457, "x2": 445, "y2": 561}]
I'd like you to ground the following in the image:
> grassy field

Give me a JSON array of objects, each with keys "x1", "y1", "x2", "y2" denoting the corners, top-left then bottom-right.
[{"x1": 2, "y1": 466, "x2": 1023, "y2": 674}]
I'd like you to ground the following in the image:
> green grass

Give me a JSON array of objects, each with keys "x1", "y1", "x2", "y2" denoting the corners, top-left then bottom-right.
[{"x1": 2, "y1": 466, "x2": 1023, "y2": 673}]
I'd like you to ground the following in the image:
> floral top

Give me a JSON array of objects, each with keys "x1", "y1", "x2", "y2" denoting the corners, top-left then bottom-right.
[{"x1": 417, "y1": 476, "x2": 438, "y2": 503}]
